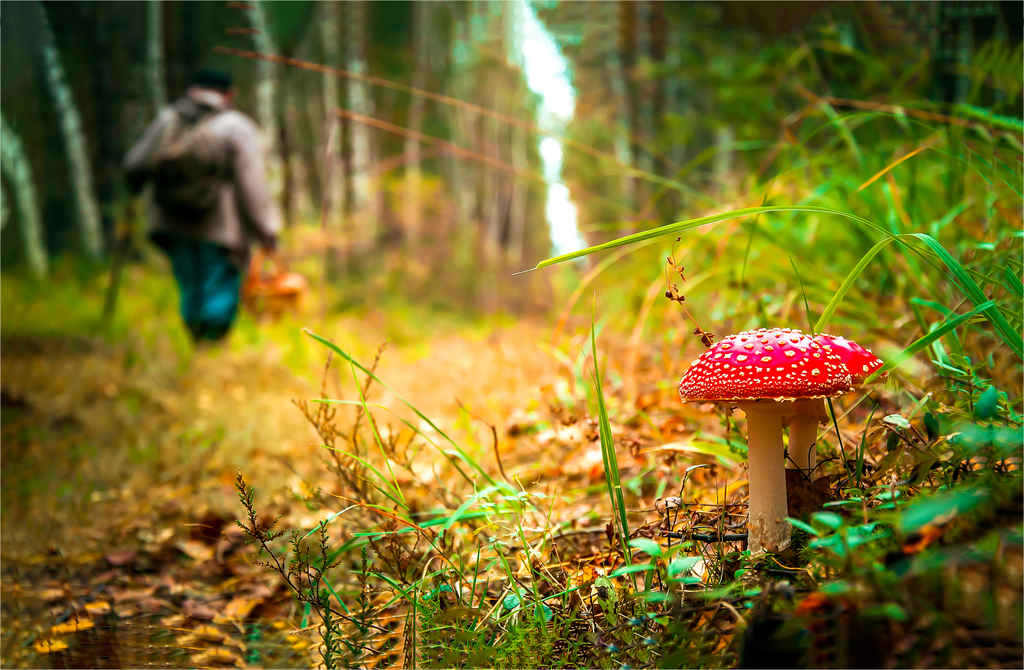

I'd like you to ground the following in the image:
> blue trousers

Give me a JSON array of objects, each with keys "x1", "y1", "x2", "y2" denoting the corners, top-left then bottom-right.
[{"x1": 155, "y1": 234, "x2": 242, "y2": 341}]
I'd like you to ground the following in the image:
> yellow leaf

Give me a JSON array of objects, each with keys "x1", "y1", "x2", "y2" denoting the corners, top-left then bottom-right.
[
  {"x1": 176, "y1": 540, "x2": 215, "y2": 562},
  {"x1": 160, "y1": 614, "x2": 187, "y2": 628},
  {"x1": 38, "y1": 588, "x2": 66, "y2": 602},
  {"x1": 51, "y1": 617, "x2": 94, "y2": 634},
  {"x1": 214, "y1": 595, "x2": 261, "y2": 623},
  {"x1": 193, "y1": 624, "x2": 228, "y2": 643},
  {"x1": 34, "y1": 638, "x2": 68, "y2": 654},
  {"x1": 84, "y1": 601, "x2": 111, "y2": 615},
  {"x1": 191, "y1": 648, "x2": 244, "y2": 667}
]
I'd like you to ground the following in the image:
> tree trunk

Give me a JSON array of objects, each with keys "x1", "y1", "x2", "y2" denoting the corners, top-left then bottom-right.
[
  {"x1": 319, "y1": 0, "x2": 342, "y2": 226},
  {"x1": 632, "y1": 0, "x2": 653, "y2": 206},
  {"x1": 345, "y1": 0, "x2": 377, "y2": 248},
  {"x1": 37, "y1": 2, "x2": 103, "y2": 258},
  {"x1": 0, "y1": 114, "x2": 48, "y2": 277},
  {"x1": 277, "y1": 74, "x2": 295, "y2": 227},
  {"x1": 404, "y1": 0, "x2": 430, "y2": 247},
  {"x1": 248, "y1": 0, "x2": 281, "y2": 196},
  {"x1": 507, "y1": 124, "x2": 528, "y2": 268},
  {"x1": 146, "y1": 0, "x2": 166, "y2": 112},
  {"x1": 616, "y1": 2, "x2": 637, "y2": 210}
]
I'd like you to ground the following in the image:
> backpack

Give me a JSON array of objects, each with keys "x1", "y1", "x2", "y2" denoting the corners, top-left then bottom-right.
[{"x1": 151, "y1": 107, "x2": 228, "y2": 217}]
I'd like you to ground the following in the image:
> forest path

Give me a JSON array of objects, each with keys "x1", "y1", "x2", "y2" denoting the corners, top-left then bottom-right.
[
  {"x1": 1, "y1": 310, "x2": 561, "y2": 554},
  {"x1": 0, "y1": 303, "x2": 572, "y2": 667}
]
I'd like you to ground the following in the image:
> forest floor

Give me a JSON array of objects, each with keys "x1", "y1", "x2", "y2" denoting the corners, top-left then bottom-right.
[
  {"x1": 2, "y1": 254, "x2": 1021, "y2": 669},
  {"x1": 1, "y1": 261, "x2": 579, "y2": 667}
]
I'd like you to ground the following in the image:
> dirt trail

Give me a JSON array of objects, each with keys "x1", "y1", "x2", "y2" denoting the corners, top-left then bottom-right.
[{"x1": 1, "y1": 314, "x2": 573, "y2": 667}]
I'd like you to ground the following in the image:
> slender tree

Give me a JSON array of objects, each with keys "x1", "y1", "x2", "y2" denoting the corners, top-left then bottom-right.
[
  {"x1": 345, "y1": 0, "x2": 378, "y2": 245},
  {"x1": 404, "y1": 0, "x2": 430, "y2": 246},
  {"x1": 0, "y1": 114, "x2": 48, "y2": 277},
  {"x1": 146, "y1": 0, "x2": 166, "y2": 112},
  {"x1": 37, "y1": 2, "x2": 103, "y2": 258},
  {"x1": 319, "y1": 0, "x2": 343, "y2": 228},
  {"x1": 507, "y1": 124, "x2": 528, "y2": 267},
  {"x1": 248, "y1": 0, "x2": 282, "y2": 192}
]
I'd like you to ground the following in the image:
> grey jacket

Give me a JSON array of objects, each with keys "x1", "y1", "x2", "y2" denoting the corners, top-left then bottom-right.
[{"x1": 124, "y1": 88, "x2": 280, "y2": 264}]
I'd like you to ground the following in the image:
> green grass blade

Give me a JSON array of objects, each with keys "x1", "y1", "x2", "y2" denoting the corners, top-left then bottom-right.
[
  {"x1": 1002, "y1": 266, "x2": 1024, "y2": 299},
  {"x1": 867, "y1": 300, "x2": 997, "y2": 382},
  {"x1": 814, "y1": 236, "x2": 901, "y2": 332},
  {"x1": 591, "y1": 323, "x2": 631, "y2": 567},
  {"x1": 305, "y1": 330, "x2": 498, "y2": 487},
  {"x1": 532, "y1": 206, "x2": 889, "y2": 270},
  {"x1": 909, "y1": 233, "x2": 1023, "y2": 359}
]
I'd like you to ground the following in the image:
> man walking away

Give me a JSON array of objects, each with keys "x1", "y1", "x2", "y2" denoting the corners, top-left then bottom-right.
[{"x1": 124, "y1": 69, "x2": 280, "y2": 341}]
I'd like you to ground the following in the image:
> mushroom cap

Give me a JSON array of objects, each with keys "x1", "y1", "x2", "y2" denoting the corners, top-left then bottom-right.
[
  {"x1": 814, "y1": 334, "x2": 884, "y2": 383},
  {"x1": 678, "y1": 328, "x2": 853, "y2": 402}
]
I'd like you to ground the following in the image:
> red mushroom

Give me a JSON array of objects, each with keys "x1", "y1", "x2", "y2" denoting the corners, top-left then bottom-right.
[
  {"x1": 678, "y1": 328, "x2": 852, "y2": 552},
  {"x1": 815, "y1": 334, "x2": 884, "y2": 383},
  {"x1": 782, "y1": 334, "x2": 886, "y2": 473}
]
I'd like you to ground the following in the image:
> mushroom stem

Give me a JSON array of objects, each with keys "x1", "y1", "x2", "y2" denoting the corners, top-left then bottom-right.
[
  {"x1": 740, "y1": 404, "x2": 791, "y2": 553},
  {"x1": 787, "y1": 398, "x2": 827, "y2": 473}
]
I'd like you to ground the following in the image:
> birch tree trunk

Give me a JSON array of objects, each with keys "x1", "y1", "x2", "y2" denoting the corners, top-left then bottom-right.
[
  {"x1": 404, "y1": 0, "x2": 430, "y2": 247},
  {"x1": 346, "y1": 0, "x2": 378, "y2": 247},
  {"x1": 37, "y1": 2, "x2": 103, "y2": 258},
  {"x1": 248, "y1": 0, "x2": 282, "y2": 198},
  {"x1": 319, "y1": 0, "x2": 343, "y2": 228},
  {"x1": 146, "y1": 0, "x2": 166, "y2": 112},
  {"x1": 0, "y1": 114, "x2": 48, "y2": 277}
]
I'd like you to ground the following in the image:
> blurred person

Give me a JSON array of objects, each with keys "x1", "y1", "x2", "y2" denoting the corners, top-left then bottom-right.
[{"x1": 124, "y1": 68, "x2": 280, "y2": 341}]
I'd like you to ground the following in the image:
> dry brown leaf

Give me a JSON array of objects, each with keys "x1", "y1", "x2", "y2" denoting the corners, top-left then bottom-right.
[
  {"x1": 33, "y1": 638, "x2": 68, "y2": 654},
  {"x1": 105, "y1": 549, "x2": 137, "y2": 566},
  {"x1": 137, "y1": 597, "x2": 174, "y2": 613},
  {"x1": 183, "y1": 599, "x2": 219, "y2": 621},
  {"x1": 177, "y1": 540, "x2": 215, "y2": 562},
  {"x1": 109, "y1": 585, "x2": 156, "y2": 602}
]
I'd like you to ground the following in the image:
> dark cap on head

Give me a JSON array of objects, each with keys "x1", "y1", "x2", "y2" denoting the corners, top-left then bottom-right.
[{"x1": 190, "y1": 68, "x2": 233, "y2": 93}]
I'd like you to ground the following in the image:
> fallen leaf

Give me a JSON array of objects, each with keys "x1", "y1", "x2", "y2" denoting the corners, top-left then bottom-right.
[
  {"x1": 214, "y1": 594, "x2": 263, "y2": 623},
  {"x1": 183, "y1": 599, "x2": 219, "y2": 621},
  {"x1": 191, "y1": 648, "x2": 244, "y2": 667},
  {"x1": 193, "y1": 624, "x2": 229, "y2": 643},
  {"x1": 38, "y1": 588, "x2": 66, "y2": 602},
  {"x1": 902, "y1": 524, "x2": 944, "y2": 554},
  {"x1": 177, "y1": 540, "x2": 215, "y2": 562},
  {"x1": 137, "y1": 597, "x2": 174, "y2": 613},
  {"x1": 33, "y1": 638, "x2": 68, "y2": 654},
  {"x1": 90, "y1": 570, "x2": 118, "y2": 585},
  {"x1": 161, "y1": 613, "x2": 187, "y2": 628},
  {"x1": 51, "y1": 617, "x2": 94, "y2": 634},
  {"x1": 105, "y1": 549, "x2": 137, "y2": 566},
  {"x1": 109, "y1": 585, "x2": 156, "y2": 603},
  {"x1": 84, "y1": 601, "x2": 111, "y2": 615}
]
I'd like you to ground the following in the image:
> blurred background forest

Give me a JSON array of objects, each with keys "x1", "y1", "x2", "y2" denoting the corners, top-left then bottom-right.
[
  {"x1": 3, "y1": 1, "x2": 1020, "y2": 307},
  {"x1": 2, "y1": 2, "x2": 1023, "y2": 668}
]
